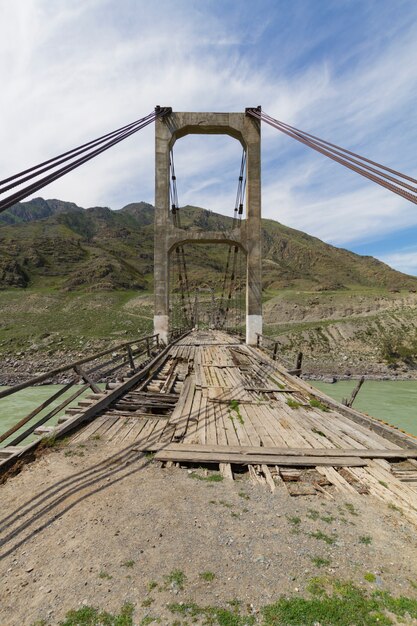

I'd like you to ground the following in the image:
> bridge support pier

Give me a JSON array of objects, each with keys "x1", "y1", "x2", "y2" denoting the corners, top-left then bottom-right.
[{"x1": 153, "y1": 109, "x2": 262, "y2": 345}]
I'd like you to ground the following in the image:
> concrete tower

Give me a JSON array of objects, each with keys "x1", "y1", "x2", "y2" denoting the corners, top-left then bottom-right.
[{"x1": 153, "y1": 109, "x2": 262, "y2": 345}]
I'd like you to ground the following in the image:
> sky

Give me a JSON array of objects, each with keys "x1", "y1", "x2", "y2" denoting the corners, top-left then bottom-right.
[{"x1": 1, "y1": 0, "x2": 417, "y2": 274}]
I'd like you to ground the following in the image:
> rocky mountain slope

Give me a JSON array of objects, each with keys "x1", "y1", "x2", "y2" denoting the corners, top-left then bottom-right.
[
  {"x1": 0, "y1": 198, "x2": 416, "y2": 377},
  {"x1": 1, "y1": 197, "x2": 417, "y2": 293}
]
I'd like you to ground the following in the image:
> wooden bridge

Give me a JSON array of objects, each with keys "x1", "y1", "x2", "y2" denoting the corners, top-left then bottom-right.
[
  {"x1": 1, "y1": 107, "x2": 417, "y2": 530},
  {"x1": 2, "y1": 330, "x2": 417, "y2": 524}
]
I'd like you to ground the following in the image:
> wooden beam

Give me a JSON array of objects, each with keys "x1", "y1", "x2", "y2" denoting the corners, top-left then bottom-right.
[
  {"x1": 135, "y1": 442, "x2": 417, "y2": 459},
  {"x1": 154, "y1": 450, "x2": 367, "y2": 466}
]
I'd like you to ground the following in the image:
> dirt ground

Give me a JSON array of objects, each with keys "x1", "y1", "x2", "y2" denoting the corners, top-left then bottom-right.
[{"x1": 1, "y1": 438, "x2": 417, "y2": 625}]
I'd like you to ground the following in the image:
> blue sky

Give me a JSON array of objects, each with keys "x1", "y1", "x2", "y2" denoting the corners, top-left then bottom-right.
[{"x1": 1, "y1": 0, "x2": 417, "y2": 273}]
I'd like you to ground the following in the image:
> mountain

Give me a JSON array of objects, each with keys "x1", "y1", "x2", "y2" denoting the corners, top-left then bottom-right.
[
  {"x1": 0, "y1": 197, "x2": 416, "y2": 292},
  {"x1": 0, "y1": 197, "x2": 83, "y2": 225}
]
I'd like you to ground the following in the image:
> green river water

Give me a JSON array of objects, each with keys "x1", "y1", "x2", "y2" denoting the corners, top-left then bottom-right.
[
  {"x1": 0, "y1": 385, "x2": 92, "y2": 447},
  {"x1": 312, "y1": 380, "x2": 417, "y2": 437},
  {"x1": 0, "y1": 381, "x2": 416, "y2": 447}
]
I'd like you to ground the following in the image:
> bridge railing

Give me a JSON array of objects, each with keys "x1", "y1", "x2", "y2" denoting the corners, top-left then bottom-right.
[
  {"x1": 168, "y1": 326, "x2": 188, "y2": 342},
  {"x1": 0, "y1": 333, "x2": 160, "y2": 448},
  {"x1": 256, "y1": 333, "x2": 303, "y2": 376}
]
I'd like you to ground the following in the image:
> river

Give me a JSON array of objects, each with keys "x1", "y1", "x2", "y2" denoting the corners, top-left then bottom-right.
[
  {"x1": 0, "y1": 385, "x2": 93, "y2": 447},
  {"x1": 311, "y1": 380, "x2": 417, "y2": 437},
  {"x1": 0, "y1": 381, "x2": 416, "y2": 447}
]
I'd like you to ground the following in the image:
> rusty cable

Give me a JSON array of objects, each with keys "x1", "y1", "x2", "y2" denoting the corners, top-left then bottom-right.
[
  {"x1": 247, "y1": 109, "x2": 417, "y2": 205},
  {"x1": 0, "y1": 108, "x2": 171, "y2": 213}
]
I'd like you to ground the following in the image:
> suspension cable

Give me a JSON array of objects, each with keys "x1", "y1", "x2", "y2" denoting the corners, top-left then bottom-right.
[
  {"x1": 0, "y1": 107, "x2": 172, "y2": 213},
  {"x1": 217, "y1": 149, "x2": 246, "y2": 329},
  {"x1": 169, "y1": 150, "x2": 193, "y2": 327},
  {"x1": 246, "y1": 108, "x2": 417, "y2": 205}
]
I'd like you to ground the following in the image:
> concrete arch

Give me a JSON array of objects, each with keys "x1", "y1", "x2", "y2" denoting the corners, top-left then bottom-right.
[{"x1": 154, "y1": 110, "x2": 262, "y2": 345}]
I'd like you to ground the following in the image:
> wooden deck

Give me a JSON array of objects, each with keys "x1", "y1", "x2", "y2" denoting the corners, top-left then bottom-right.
[{"x1": 63, "y1": 330, "x2": 417, "y2": 522}]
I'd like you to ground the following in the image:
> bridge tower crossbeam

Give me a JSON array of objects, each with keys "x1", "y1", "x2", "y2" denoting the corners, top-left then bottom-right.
[{"x1": 153, "y1": 109, "x2": 262, "y2": 345}]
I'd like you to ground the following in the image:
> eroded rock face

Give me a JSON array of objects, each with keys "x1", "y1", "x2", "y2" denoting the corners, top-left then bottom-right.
[
  {"x1": 263, "y1": 292, "x2": 417, "y2": 377},
  {"x1": 0, "y1": 259, "x2": 28, "y2": 288}
]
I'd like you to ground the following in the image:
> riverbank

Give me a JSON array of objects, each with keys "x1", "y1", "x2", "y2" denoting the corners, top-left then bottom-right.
[
  {"x1": 2, "y1": 350, "x2": 417, "y2": 387},
  {"x1": 1, "y1": 438, "x2": 417, "y2": 626}
]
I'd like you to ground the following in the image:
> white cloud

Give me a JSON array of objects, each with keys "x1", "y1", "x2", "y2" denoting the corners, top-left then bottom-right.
[
  {"x1": 0, "y1": 0, "x2": 417, "y2": 264},
  {"x1": 379, "y1": 249, "x2": 417, "y2": 275}
]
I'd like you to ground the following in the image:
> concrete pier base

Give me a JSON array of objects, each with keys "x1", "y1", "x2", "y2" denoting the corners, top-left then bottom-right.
[
  {"x1": 153, "y1": 315, "x2": 169, "y2": 345},
  {"x1": 246, "y1": 314, "x2": 262, "y2": 345}
]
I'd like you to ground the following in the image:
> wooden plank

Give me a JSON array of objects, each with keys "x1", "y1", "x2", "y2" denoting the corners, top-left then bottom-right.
[
  {"x1": 262, "y1": 464, "x2": 276, "y2": 492},
  {"x1": 244, "y1": 387, "x2": 296, "y2": 393},
  {"x1": 139, "y1": 442, "x2": 417, "y2": 458},
  {"x1": 74, "y1": 365, "x2": 101, "y2": 394},
  {"x1": 183, "y1": 389, "x2": 202, "y2": 445},
  {"x1": 205, "y1": 395, "x2": 217, "y2": 445},
  {"x1": 154, "y1": 450, "x2": 367, "y2": 466},
  {"x1": 172, "y1": 376, "x2": 196, "y2": 441}
]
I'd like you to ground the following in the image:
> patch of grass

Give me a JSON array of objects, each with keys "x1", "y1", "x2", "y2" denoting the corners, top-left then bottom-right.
[
  {"x1": 310, "y1": 530, "x2": 336, "y2": 545},
  {"x1": 359, "y1": 535, "x2": 373, "y2": 545},
  {"x1": 40, "y1": 435, "x2": 68, "y2": 449},
  {"x1": 321, "y1": 514, "x2": 336, "y2": 524},
  {"x1": 228, "y1": 399, "x2": 244, "y2": 425},
  {"x1": 91, "y1": 434, "x2": 101, "y2": 441},
  {"x1": 307, "y1": 577, "x2": 328, "y2": 596},
  {"x1": 140, "y1": 617, "x2": 156, "y2": 626},
  {"x1": 147, "y1": 580, "x2": 158, "y2": 592},
  {"x1": 310, "y1": 556, "x2": 331, "y2": 568},
  {"x1": 168, "y1": 601, "x2": 255, "y2": 626},
  {"x1": 64, "y1": 449, "x2": 84, "y2": 457},
  {"x1": 388, "y1": 502, "x2": 403, "y2": 514},
  {"x1": 238, "y1": 490, "x2": 250, "y2": 500},
  {"x1": 226, "y1": 599, "x2": 242, "y2": 611},
  {"x1": 189, "y1": 472, "x2": 224, "y2": 482},
  {"x1": 59, "y1": 602, "x2": 134, "y2": 625},
  {"x1": 287, "y1": 515, "x2": 301, "y2": 526},
  {"x1": 199, "y1": 571, "x2": 216, "y2": 582},
  {"x1": 231, "y1": 511, "x2": 240, "y2": 518},
  {"x1": 343, "y1": 502, "x2": 359, "y2": 516},
  {"x1": 379, "y1": 480, "x2": 388, "y2": 488},
  {"x1": 145, "y1": 451, "x2": 155, "y2": 459},
  {"x1": 364, "y1": 572, "x2": 377, "y2": 583},
  {"x1": 141, "y1": 598, "x2": 154, "y2": 608},
  {"x1": 309, "y1": 398, "x2": 329, "y2": 412},
  {"x1": 286, "y1": 398, "x2": 301, "y2": 409},
  {"x1": 218, "y1": 500, "x2": 233, "y2": 508},
  {"x1": 164, "y1": 569, "x2": 186, "y2": 590},
  {"x1": 307, "y1": 509, "x2": 320, "y2": 520},
  {"x1": 121, "y1": 560, "x2": 135, "y2": 568},
  {"x1": 409, "y1": 579, "x2": 417, "y2": 590},
  {"x1": 263, "y1": 581, "x2": 417, "y2": 626},
  {"x1": 98, "y1": 570, "x2": 112, "y2": 580},
  {"x1": 311, "y1": 427, "x2": 327, "y2": 437}
]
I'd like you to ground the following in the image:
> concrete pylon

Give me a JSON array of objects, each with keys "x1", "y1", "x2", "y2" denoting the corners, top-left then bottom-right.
[{"x1": 153, "y1": 109, "x2": 262, "y2": 345}]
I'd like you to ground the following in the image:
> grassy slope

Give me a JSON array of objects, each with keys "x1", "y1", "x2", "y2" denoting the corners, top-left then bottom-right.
[
  {"x1": 1, "y1": 199, "x2": 417, "y2": 293},
  {"x1": 1, "y1": 199, "x2": 417, "y2": 368}
]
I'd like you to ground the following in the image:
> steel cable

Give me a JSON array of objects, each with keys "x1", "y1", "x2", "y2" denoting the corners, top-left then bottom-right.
[
  {"x1": 0, "y1": 108, "x2": 171, "y2": 213},
  {"x1": 247, "y1": 109, "x2": 417, "y2": 205}
]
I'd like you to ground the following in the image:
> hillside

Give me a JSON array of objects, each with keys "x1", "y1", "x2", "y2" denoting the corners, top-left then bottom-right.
[
  {"x1": 1, "y1": 197, "x2": 416, "y2": 292},
  {"x1": 0, "y1": 198, "x2": 416, "y2": 379}
]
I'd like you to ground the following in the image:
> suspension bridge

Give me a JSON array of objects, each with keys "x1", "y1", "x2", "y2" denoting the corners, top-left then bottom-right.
[{"x1": 1, "y1": 107, "x2": 417, "y2": 523}]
